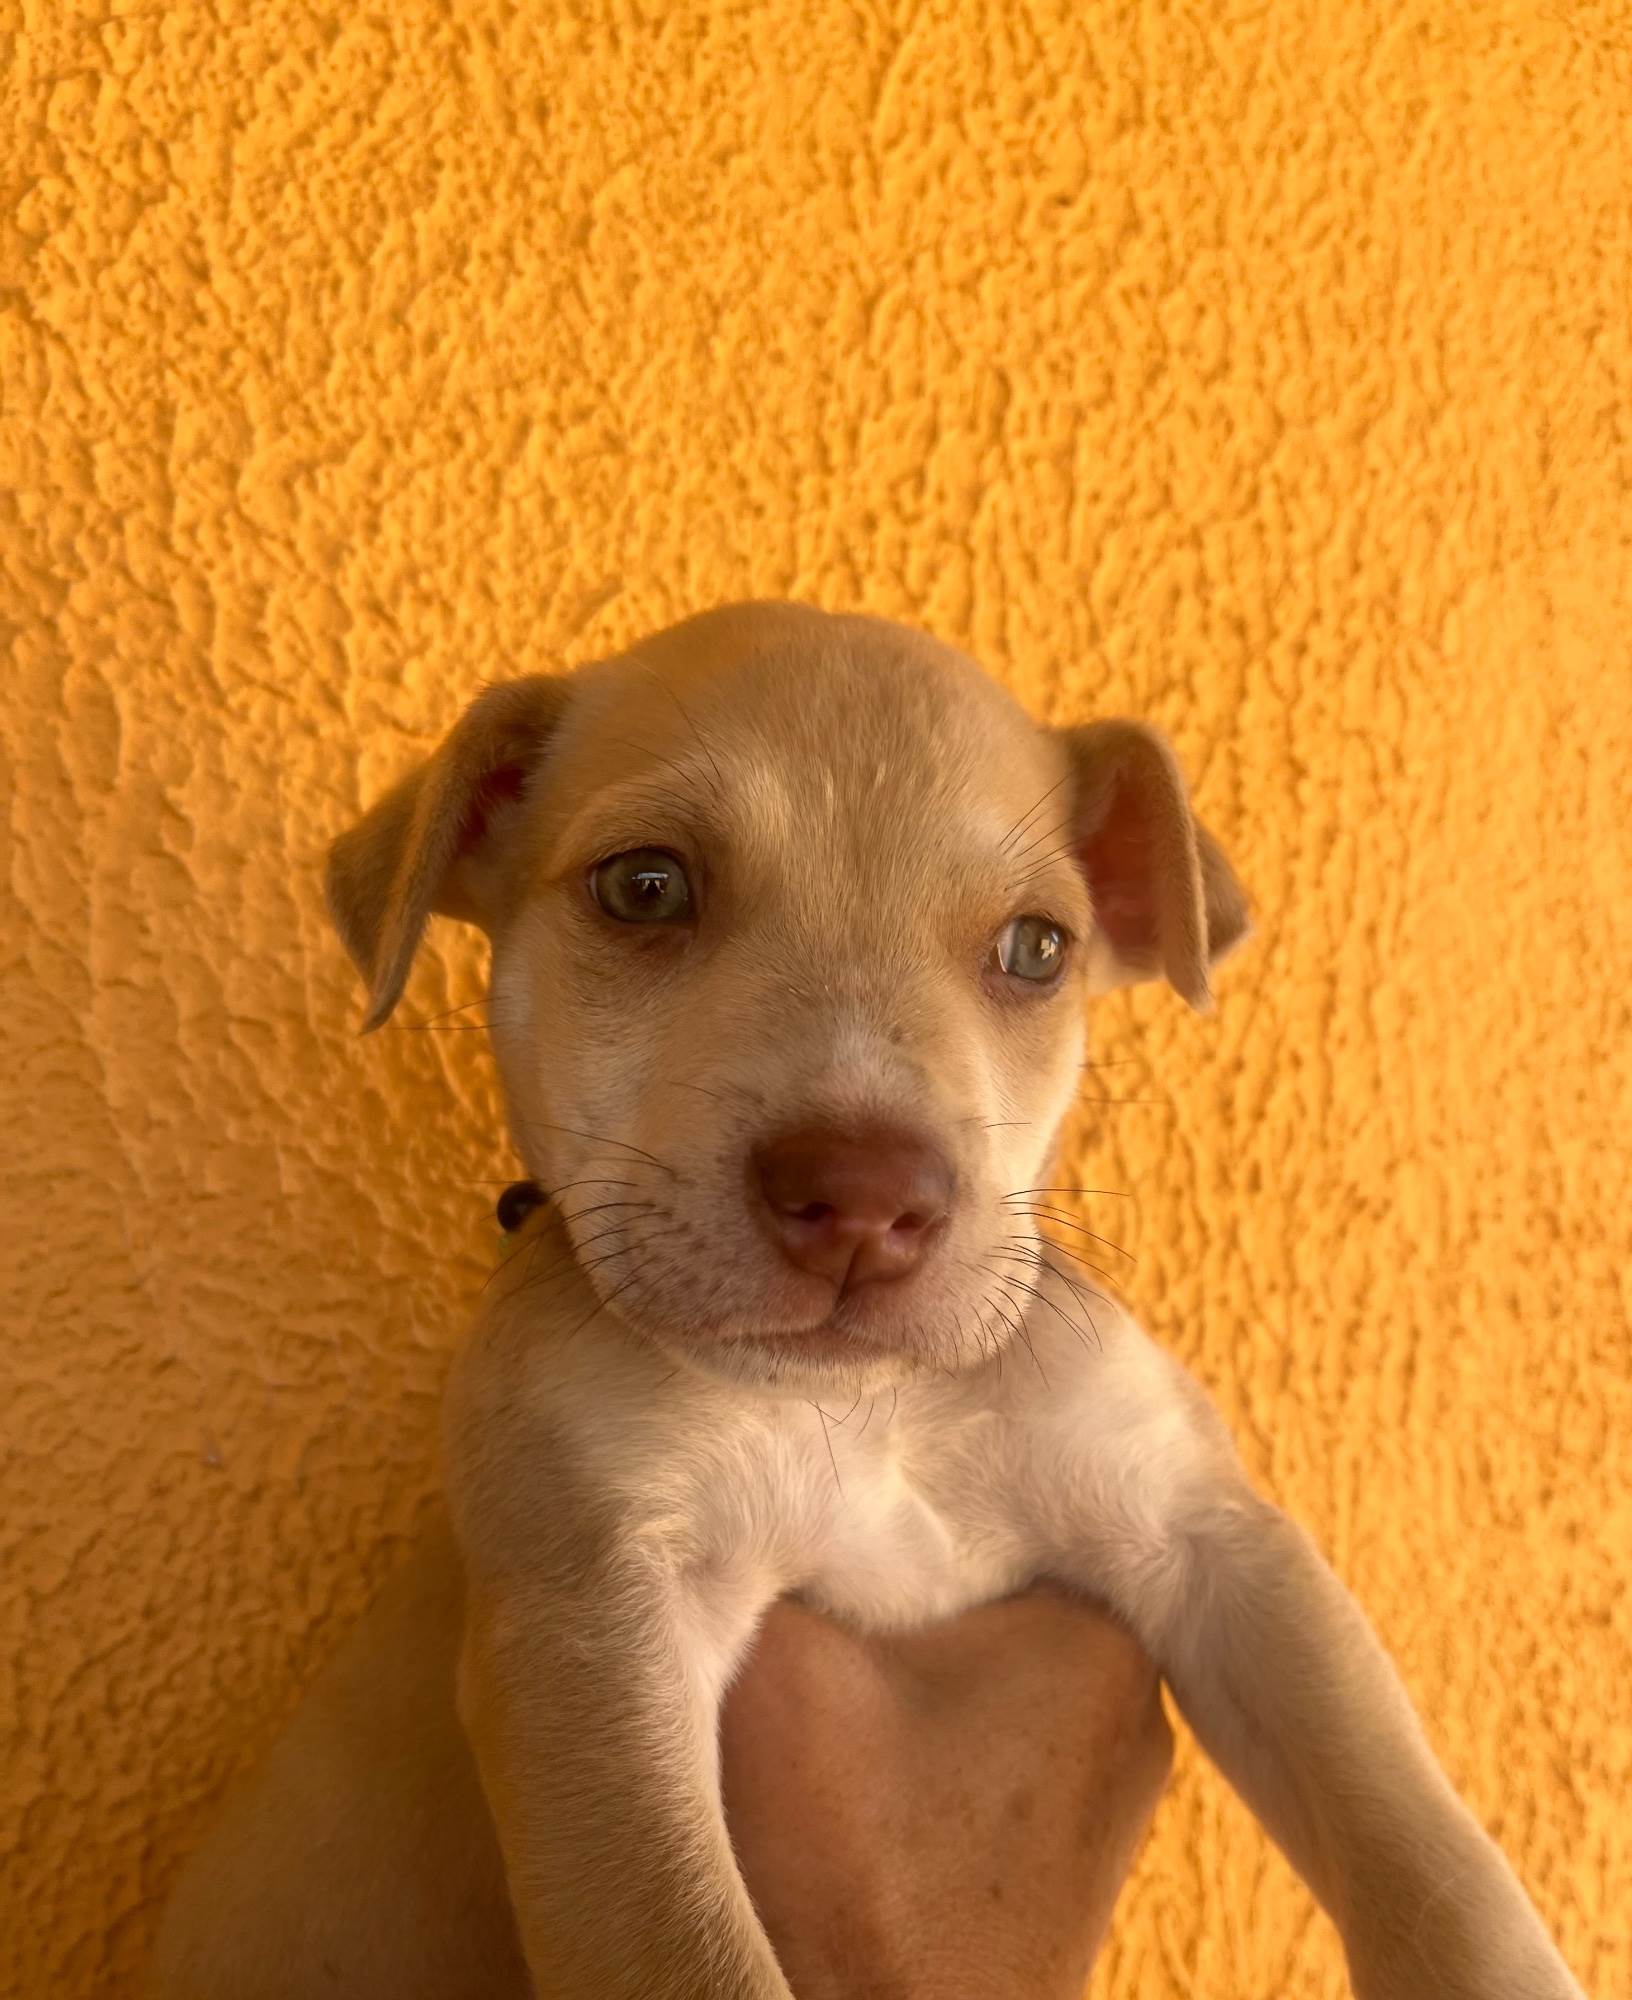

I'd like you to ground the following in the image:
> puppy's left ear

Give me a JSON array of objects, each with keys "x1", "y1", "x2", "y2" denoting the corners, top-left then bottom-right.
[
  {"x1": 1059, "y1": 720, "x2": 1250, "y2": 1011},
  {"x1": 326, "y1": 675, "x2": 572, "y2": 1031}
]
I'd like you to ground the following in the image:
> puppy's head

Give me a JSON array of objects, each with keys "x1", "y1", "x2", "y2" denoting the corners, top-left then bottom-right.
[{"x1": 328, "y1": 604, "x2": 1247, "y2": 1389}]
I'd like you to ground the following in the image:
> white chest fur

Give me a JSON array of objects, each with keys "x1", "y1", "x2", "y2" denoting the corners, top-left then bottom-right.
[
  {"x1": 564, "y1": 1344, "x2": 1077, "y2": 1662},
  {"x1": 793, "y1": 1410, "x2": 1037, "y2": 1628}
]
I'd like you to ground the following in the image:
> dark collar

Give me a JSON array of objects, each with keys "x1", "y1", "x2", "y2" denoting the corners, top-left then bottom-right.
[{"x1": 495, "y1": 1180, "x2": 546, "y2": 1234}]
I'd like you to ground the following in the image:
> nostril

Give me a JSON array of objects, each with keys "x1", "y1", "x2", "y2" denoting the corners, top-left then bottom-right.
[{"x1": 751, "y1": 1127, "x2": 955, "y2": 1288}]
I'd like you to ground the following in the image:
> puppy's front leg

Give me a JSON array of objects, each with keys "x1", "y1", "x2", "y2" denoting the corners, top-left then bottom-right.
[
  {"x1": 457, "y1": 1555, "x2": 787, "y2": 2000},
  {"x1": 1037, "y1": 1336, "x2": 1584, "y2": 2000},
  {"x1": 445, "y1": 1301, "x2": 790, "y2": 2000}
]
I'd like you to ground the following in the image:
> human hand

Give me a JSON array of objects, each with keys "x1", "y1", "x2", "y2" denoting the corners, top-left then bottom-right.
[{"x1": 722, "y1": 1587, "x2": 1171, "y2": 2000}]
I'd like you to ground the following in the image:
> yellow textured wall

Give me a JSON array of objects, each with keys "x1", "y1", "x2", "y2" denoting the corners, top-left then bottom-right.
[{"x1": 4, "y1": 2, "x2": 1629, "y2": 1993}]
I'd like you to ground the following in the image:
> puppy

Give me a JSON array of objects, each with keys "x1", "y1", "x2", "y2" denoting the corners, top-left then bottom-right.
[{"x1": 151, "y1": 603, "x2": 1584, "y2": 1999}]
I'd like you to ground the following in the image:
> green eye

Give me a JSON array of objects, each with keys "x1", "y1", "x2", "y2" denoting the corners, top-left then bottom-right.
[
  {"x1": 590, "y1": 849, "x2": 692, "y2": 924},
  {"x1": 996, "y1": 915, "x2": 1068, "y2": 982}
]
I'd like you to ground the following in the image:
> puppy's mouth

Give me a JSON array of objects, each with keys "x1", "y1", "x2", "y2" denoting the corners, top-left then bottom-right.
[
  {"x1": 542, "y1": 1148, "x2": 1040, "y2": 1382},
  {"x1": 659, "y1": 1252, "x2": 979, "y2": 1381}
]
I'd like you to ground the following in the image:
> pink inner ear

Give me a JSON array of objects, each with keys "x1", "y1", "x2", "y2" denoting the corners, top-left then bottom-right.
[
  {"x1": 1082, "y1": 781, "x2": 1159, "y2": 962},
  {"x1": 465, "y1": 757, "x2": 531, "y2": 848}
]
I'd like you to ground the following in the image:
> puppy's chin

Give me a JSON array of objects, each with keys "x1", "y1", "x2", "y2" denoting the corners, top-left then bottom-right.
[
  {"x1": 571, "y1": 1225, "x2": 1023, "y2": 1392},
  {"x1": 636, "y1": 1318, "x2": 942, "y2": 1395},
  {"x1": 613, "y1": 1288, "x2": 1008, "y2": 1395}
]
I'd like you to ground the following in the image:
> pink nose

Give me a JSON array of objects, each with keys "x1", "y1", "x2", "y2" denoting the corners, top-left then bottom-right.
[{"x1": 751, "y1": 1129, "x2": 953, "y2": 1292}]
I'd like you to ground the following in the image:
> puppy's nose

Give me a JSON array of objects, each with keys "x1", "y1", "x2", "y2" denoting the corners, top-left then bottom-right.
[{"x1": 752, "y1": 1129, "x2": 953, "y2": 1291}]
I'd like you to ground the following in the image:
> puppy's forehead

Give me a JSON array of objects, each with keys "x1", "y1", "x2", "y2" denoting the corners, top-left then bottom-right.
[{"x1": 557, "y1": 605, "x2": 1063, "y2": 852}]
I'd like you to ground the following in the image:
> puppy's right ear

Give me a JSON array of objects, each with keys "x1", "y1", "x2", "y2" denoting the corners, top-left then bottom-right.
[{"x1": 325, "y1": 675, "x2": 572, "y2": 1031}]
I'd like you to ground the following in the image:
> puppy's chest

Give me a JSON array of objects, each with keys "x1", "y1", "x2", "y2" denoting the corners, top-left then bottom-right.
[{"x1": 705, "y1": 1412, "x2": 1036, "y2": 1634}]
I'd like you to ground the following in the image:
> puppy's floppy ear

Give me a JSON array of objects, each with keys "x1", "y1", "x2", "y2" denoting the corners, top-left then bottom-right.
[
  {"x1": 326, "y1": 675, "x2": 572, "y2": 1031},
  {"x1": 1059, "y1": 720, "x2": 1250, "y2": 1012}
]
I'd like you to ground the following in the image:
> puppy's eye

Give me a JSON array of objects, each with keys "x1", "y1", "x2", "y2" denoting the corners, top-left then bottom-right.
[
  {"x1": 590, "y1": 849, "x2": 692, "y2": 924},
  {"x1": 996, "y1": 915, "x2": 1068, "y2": 982}
]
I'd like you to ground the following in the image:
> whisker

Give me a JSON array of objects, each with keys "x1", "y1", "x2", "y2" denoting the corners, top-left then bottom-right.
[
  {"x1": 401, "y1": 997, "x2": 489, "y2": 1026},
  {"x1": 563, "y1": 1267, "x2": 646, "y2": 1342},
  {"x1": 1006, "y1": 1200, "x2": 1104, "y2": 1225},
  {"x1": 569, "y1": 1151, "x2": 672, "y2": 1184},
  {"x1": 988, "y1": 1272, "x2": 1064, "y2": 1368},
  {"x1": 983, "y1": 1286, "x2": 1022, "y2": 1341},
  {"x1": 1011, "y1": 1232, "x2": 1119, "y2": 1310},
  {"x1": 555, "y1": 1197, "x2": 660, "y2": 1230},
  {"x1": 511, "y1": 1234, "x2": 593, "y2": 1291},
  {"x1": 505, "y1": 1221, "x2": 677, "y2": 1302},
  {"x1": 1006, "y1": 838, "x2": 1083, "y2": 884},
  {"x1": 1002, "y1": 1207, "x2": 1134, "y2": 1261},
  {"x1": 501, "y1": 1232, "x2": 624, "y2": 1300},
  {"x1": 983, "y1": 1285, "x2": 1046, "y2": 1387},
  {"x1": 1004, "y1": 812, "x2": 1076, "y2": 868},
  {"x1": 513, "y1": 1239, "x2": 674, "y2": 1316},
  {"x1": 563, "y1": 1213, "x2": 660, "y2": 1254},
  {"x1": 811, "y1": 1402, "x2": 843, "y2": 1497},
  {"x1": 1002, "y1": 1185, "x2": 1136, "y2": 1202},
  {"x1": 555, "y1": 1191, "x2": 660, "y2": 1217},
  {"x1": 998, "y1": 776, "x2": 1070, "y2": 856},
  {"x1": 1013, "y1": 1315, "x2": 1048, "y2": 1386},
  {"x1": 1001, "y1": 1231, "x2": 1120, "y2": 1284},
  {"x1": 662, "y1": 1079, "x2": 740, "y2": 1108},
  {"x1": 520, "y1": 1120, "x2": 680, "y2": 1177},
  {"x1": 1024, "y1": 1241, "x2": 1116, "y2": 1338},
  {"x1": 968, "y1": 1308, "x2": 992, "y2": 1368},
  {"x1": 633, "y1": 664, "x2": 729, "y2": 804},
  {"x1": 982, "y1": 1258, "x2": 1071, "y2": 1331},
  {"x1": 984, "y1": 1254, "x2": 1103, "y2": 1354},
  {"x1": 601, "y1": 739, "x2": 709, "y2": 800}
]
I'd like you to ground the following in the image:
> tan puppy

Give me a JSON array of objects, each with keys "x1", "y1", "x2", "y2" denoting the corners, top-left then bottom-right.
[{"x1": 151, "y1": 604, "x2": 1584, "y2": 1999}]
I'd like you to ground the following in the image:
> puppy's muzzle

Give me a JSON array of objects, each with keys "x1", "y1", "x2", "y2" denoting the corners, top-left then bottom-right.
[{"x1": 750, "y1": 1127, "x2": 953, "y2": 1293}]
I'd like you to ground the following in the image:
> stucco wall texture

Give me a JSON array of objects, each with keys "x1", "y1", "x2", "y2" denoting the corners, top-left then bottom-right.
[{"x1": 4, "y1": 1, "x2": 1630, "y2": 1993}]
